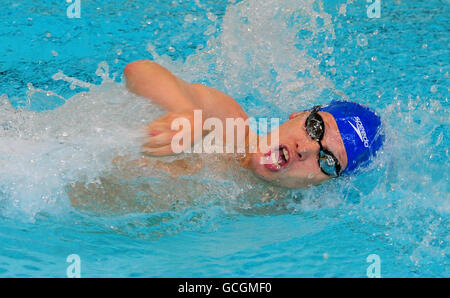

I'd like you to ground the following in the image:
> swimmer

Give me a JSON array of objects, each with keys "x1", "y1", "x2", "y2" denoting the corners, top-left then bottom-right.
[
  {"x1": 68, "y1": 60, "x2": 385, "y2": 212},
  {"x1": 123, "y1": 60, "x2": 384, "y2": 189}
]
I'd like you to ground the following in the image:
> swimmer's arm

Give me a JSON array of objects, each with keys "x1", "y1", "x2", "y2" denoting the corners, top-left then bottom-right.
[
  {"x1": 124, "y1": 60, "x2": 248, "y2": 121},
  {"x1": 124, "y1": 60, "x2": 196, "y2": 112},
  {"x1": 124, "y1": 60, "x2": 250, "y2": 155}
]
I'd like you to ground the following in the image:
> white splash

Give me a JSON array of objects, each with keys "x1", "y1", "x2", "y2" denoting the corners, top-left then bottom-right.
[{"x1": 0, "y1": 63, "x2": 164, "y2": 219}]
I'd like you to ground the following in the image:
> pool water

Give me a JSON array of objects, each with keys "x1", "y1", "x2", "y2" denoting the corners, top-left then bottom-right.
[{"x1": 0, "y1": 0, "x2": 448, "y2": 277}]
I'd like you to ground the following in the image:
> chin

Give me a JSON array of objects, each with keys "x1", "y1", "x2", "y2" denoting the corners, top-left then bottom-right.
[
  {"x1": 248, "y1": 158, "x2": 289, "y2": 187},
  {"x1": 249, "y1": 159, "x2": 319, "y2": 189},
  {"x1": 249, "y1": 153, "x2": 275, "y2": 179}
]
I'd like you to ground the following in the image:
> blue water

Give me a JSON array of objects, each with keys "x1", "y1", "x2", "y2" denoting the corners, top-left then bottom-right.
[{"x1": 0, "y1": 0, "x2": 448, "y2": 277}]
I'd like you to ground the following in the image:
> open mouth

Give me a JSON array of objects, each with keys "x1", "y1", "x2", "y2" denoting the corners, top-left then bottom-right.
[{"x1": 262, "y1": 145, "x2": 290, "y2": 171}]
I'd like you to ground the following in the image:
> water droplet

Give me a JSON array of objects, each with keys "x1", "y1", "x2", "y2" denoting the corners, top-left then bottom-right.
[
  {"x1": 356, "y1": 33, "x2": 368, "y2": 47},
  {"x1": 207, "y1": 12, "x2": 217, "y2": 22},
  {"x1": 376, "y1": 90, "x2": 383, "y2": 98},
  {"x1": 184, "y1": 14, "x2": 194, "y2": 23}
]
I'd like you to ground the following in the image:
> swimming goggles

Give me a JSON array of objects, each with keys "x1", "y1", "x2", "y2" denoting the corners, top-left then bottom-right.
[{"x1": 305, "y1": 106, "x2": 342, "y2": 177}]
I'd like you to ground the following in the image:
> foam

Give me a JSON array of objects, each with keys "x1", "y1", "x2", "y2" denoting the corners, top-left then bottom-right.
[{"x1": 0, "y1": 63, "x2": 168, "y2": 219}]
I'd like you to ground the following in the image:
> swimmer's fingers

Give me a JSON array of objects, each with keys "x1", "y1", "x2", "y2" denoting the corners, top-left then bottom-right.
[
  {"x1": 142, "y1": 130, "x2": 192, "y2": 156},
  {"x1": 146, "y1": 122, "x2": 173, "y2": 136},
  {"x1": 146, "y1": 119, "x2": 185, "y2": 139},
  {"x1": 143, "y1": 131, "x2": 178, "y2": 148},
  {"x1": 147, "y1": 111, "x2": 193, "y2": 131},
  {"x1": 143, "y1": 111, "x2": 196, "y2": 156}
]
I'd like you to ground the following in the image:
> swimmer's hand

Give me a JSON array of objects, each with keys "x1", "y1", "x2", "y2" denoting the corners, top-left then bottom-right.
[{"x1": 142, "y1": 111, "x2": 203, "y2": 156}]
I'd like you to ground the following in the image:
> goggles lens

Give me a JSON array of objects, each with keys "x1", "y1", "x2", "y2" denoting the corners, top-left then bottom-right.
[{"x1": 305, "y1": 106, "x2": 341, "y2": 177}]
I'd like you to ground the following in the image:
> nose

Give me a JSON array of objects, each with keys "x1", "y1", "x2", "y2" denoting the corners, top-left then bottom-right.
[{"x1": 294, "y1": 132, "x2": 320, "y2": 161}]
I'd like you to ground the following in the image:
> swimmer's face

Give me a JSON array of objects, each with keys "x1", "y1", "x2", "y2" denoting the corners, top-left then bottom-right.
[{"x1": 248, "y1": 111, "x2": 348, "y2": 188}]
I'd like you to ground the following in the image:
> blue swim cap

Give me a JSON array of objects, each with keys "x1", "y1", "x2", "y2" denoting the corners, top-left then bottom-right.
[{"x1": 319, "y1": 101, "x2": 384, "y2": 175}]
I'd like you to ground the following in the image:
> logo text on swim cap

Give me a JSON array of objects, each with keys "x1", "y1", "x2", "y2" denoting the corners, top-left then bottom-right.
[{"x1": 348, "y1": 117, "x2": 370, "y2": 148}]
